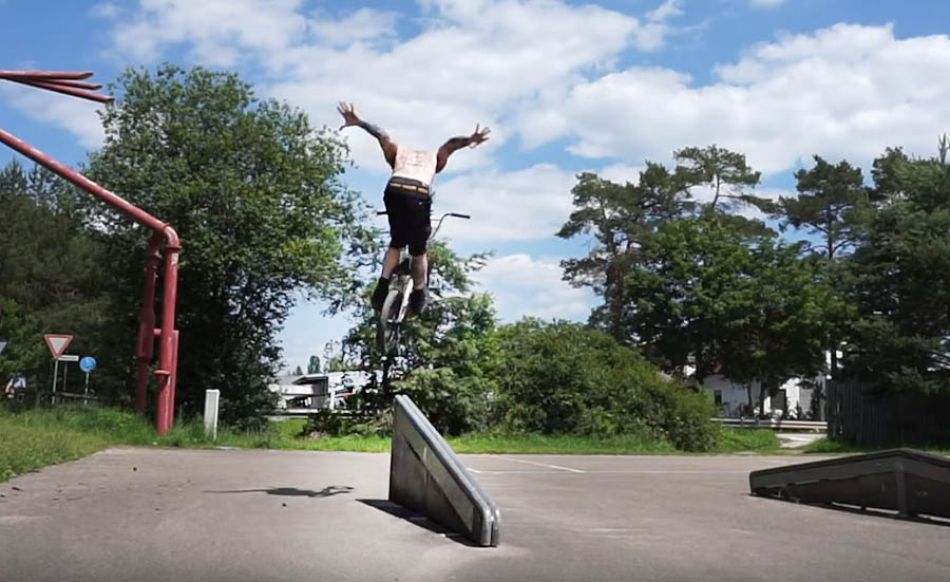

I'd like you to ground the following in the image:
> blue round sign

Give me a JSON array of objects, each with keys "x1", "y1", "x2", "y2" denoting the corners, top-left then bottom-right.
[{"x1": 79, "y1": 357, "x2": 97, "y2": 373}]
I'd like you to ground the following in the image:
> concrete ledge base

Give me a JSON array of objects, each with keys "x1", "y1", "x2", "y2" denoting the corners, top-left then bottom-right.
[{"x1": 389, "y1": 394, "x2": 500, "y2": 546}]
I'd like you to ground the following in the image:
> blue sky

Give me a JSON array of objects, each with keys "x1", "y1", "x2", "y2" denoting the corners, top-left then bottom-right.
[{"x1": 3, "y1": 0, "x2": 950, "y2": 372}]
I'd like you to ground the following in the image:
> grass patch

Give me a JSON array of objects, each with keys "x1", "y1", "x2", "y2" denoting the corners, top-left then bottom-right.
[
  {"x1": 803, "y1": 438, "x2": 950, "y2": 455},
  {"x1": 715, "y1": 428, "x2": 782, "y2": 453},
  {"x1": 0, "y1": 409, "x2": 120, "y2": 482}
]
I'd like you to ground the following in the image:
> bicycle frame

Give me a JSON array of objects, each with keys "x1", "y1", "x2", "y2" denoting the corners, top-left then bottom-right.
[{"x1": 375, "y1": 209, "x2": 470, "y2": 355}]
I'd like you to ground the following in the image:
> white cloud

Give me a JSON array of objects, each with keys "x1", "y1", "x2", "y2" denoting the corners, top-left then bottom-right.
[
  {"x1": 472, "y1": 254, "x2": 596, "y2": 321},
  {"x1": 308, "y1": 7, "x2": 398, "y2": 47},
  {"x1": 648, "y1": 0, "x2": 684, "y2": 22},
  {"x1": 110, "y1": 0, "x2": 309, "y2": 66},
  {"x1": 636, "y1": 0, "x2": 685, "y2": 51},
  {"x1": 544, "y1": 24, "x2": 950, "y2": 176},
  {"x1": 1, "y1": 84, "x2": 105, "y2": 150},
  {"x1": 266, "y1": 0, "x2": 640, "y2": 152},
  {"x1": 426, "y1": 163, "x2": 577, "y2": 244},
  {"x1": 750, "y1": 0, "x2": 786, "y2": 7},
  {"x1": 91, "y1": 2, "x2": 119, "y2": 19},
  {"x1": 103, "y1": 0, "x2": 685, "y2": 164}
]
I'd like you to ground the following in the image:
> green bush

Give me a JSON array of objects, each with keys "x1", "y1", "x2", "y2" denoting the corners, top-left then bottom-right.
[
  {"x1": 303, "y1": 408, "x2": 391, "y2": 438},
  {"x1": 491, "y1": 320, "x2": 718, "y2": 451},
  {"x1": 393, "y1": 368, "x2": 494, "y2": 435}
]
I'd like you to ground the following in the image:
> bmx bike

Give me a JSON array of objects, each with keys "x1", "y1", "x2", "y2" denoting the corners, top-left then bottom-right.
[{"x1": 375, "y1": 210, "x2": 470, "y2": 356}]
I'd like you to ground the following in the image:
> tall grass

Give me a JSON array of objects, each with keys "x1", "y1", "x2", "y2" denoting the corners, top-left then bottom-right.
[{"x1": 0, "y1": 408, "x2": 120, "y2": 481}]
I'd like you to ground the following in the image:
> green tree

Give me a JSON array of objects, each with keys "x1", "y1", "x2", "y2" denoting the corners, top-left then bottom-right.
[
  {"x1": 674, "y1": 145, "x2": 773, "y2": 231},
  {"x1": 557, "y1": 165, "x2": 693, "y2": 340},
  {"x1": 772, "y1": 156, "x2": 872, "y2": 374},
  {"x1": 307, "y1": 355, "x2": 321, "y2": 374},
  {"x1": 843, "y1": 138, "x2": 950, "y2": 392},
  {"x1": 0, "y1": 161, "x2": 112, "y2": 392},
  {"x1": 0, "y1": 300, "x2": 46, "y2": 388},
  {"x1": 776, "y1": 156, "x2": 872, "y2": 261},
  {"x1": 83, "y1": 65, "x2": 376, "y2": 426},
  {"x1": 624, "y1": 218, "x2": 846, "y2": 405}
]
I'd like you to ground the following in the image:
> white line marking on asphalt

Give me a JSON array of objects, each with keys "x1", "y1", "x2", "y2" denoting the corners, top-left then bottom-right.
[
  {"x1": 467, "y1": 468, "x2": 752, "y2": 475},
  {"x1": 498, "y1": 457, "x2": 586, "y2": 473}
]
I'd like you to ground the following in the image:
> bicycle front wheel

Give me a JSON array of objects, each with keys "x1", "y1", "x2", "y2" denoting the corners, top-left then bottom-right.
[{"x1": 377, "y1": 289, "x2": 403, "y2": 356}]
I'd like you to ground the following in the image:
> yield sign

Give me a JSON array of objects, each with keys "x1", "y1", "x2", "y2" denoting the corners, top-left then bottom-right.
[{"x1": 44, "y1": 334, "x2": 74, "y2": 358}]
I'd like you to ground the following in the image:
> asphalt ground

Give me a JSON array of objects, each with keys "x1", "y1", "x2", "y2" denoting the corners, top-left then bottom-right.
[{"x1": 2, "y1": 448, "x2": 949, "y2": 582}]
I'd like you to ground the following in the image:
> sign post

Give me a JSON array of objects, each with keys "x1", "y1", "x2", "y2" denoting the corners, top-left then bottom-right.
[
  {"x1": 80, "y1": 357, "x2": 97, "y2": 405},
  {"x1": 0, "y1": 340, "x2": 7, "y2": 355},
  {"x1": 44, "y1": 335, "x2": 74, "y2": 398},
  {"x1": 204, "y1": 389, "x2": 220, "y2": 440}
]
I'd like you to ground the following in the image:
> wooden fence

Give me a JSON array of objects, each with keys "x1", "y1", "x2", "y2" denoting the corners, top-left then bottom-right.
[{"x1": 826, "y1": 380, "x2": 950, "y2": 447}]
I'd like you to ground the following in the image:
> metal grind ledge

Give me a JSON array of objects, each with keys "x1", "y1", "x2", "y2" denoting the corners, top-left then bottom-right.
[
  {"x1": 389, "y1": 394, "x2": 500, "y2": 546},
  {"x1": 750, "y1": 448, "x2": 950, "y2": 520}
]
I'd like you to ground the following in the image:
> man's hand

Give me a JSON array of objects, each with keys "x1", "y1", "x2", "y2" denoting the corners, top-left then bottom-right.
[
  {"x1": 337, "y1": 102, "x2": 396, "y2": 168},
  {"x1": 337, "y1": 102, "x2": 361, "y2": 130},
  {"x1": 469, "y1": 123, "x2": 491, "y2": 148}
]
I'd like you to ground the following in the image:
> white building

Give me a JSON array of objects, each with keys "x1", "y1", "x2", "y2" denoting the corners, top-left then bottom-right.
[
  {"x1": 699, "y1": 375, "x2": 819, "y2": 419},
  {"x1": 268, "y1": 371, "x2": 377, "y2": 415}
]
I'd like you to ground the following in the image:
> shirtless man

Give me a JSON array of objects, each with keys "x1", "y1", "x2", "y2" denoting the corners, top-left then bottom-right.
[{"x1": 337, "y1": 102, "x2": 490, "y2": 314}]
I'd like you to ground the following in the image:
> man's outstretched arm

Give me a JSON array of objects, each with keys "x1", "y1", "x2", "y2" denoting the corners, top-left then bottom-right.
[
  {"x1": 337, "y1": 102, "x2": 397, "y2": 168},
  {"x1": 436, "y1": 123, "x2": 491, "y2": 173}
]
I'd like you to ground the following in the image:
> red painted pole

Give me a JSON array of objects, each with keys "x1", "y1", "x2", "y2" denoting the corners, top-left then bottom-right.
[
  {"x1": 136, "y1": 235, "x2": 163, "y2": 414},
  {"x1": 155, "y1": 231, "x2": 181, "y2": 435},
  {"x1": 0, "y1": 71, "x2": 111, "y2": 103},
  {"x1": 0, "y1": 70, "x2": 94, "y2": 80},
  {"x1": 10, "y1": 79, "x2": 113, "y2": 103}
]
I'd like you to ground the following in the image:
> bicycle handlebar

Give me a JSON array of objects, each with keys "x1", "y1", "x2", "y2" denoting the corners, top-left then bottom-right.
[
  {"x1": 375, "y1": 210, "x2": 470, "y2": 220},
  {"x1": 375, "y1": 210, "x2": 470, "y2": 241}
]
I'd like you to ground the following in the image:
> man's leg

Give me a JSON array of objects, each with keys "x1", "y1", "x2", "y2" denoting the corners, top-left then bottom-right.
[
  {"x1": 374, "y1": 189, "x2": 408, "y2": 312},
  {"x1": 372, "y1": 246, "x2": 402, "y2": 311},
  {"x1": 382, "y1": 246, "x2": 402, "y2": 278},
  {"x1": 408, "y1": 251, "x2": 428, "y2": 314},
  {"x1": 406, "y1": 194, "x2": 431, "y2": 314},
  {"x1": 410, "y1": 252, "x2": 427, "y2": 290}
]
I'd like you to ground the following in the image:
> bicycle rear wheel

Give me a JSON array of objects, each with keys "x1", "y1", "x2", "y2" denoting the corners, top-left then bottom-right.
[{"x1": 377, "y1": 289, "x2": 403, "y2": 356}]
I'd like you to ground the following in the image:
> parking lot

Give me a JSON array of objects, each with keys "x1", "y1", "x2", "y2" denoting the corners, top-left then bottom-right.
[{"x1": 2, "y1": 448, "x2": 950, "y2": 581}]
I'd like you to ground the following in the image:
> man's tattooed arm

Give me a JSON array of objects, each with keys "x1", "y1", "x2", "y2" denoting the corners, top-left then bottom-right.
[
  {"x1": 436, "y1": 124, "x2": 490, "y2": 173},
  {"x1": 357, "y1": 120, "x2": 389, "y2": 140}
]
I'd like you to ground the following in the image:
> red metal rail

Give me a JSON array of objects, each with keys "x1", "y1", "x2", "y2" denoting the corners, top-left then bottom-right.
[{"x1": 0, "y1": 70, "x2": 181, "y2": 435}]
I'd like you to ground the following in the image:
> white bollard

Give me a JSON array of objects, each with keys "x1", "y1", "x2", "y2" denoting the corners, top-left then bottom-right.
[{"x1": 203, "y1": 389, "x2": 220, "y2": 440}]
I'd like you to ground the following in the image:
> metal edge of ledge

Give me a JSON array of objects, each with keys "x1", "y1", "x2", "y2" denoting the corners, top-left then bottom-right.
[{"x1": 389, "y1": 394, "x2": 501, "y2": 547}]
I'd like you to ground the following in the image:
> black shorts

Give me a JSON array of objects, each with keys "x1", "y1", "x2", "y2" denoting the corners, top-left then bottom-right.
[{"x1": 384, "y1": 179, "x2": 432, "y2": 256}]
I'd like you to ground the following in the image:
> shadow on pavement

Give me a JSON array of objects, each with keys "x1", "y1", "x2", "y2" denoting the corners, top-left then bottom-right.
[
  {"x1": 357, "y1": 499, "x2": 479, "y2": 547},
  {"x1": 205, "y1": 486, "x2": 354, "y2": 498}
]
